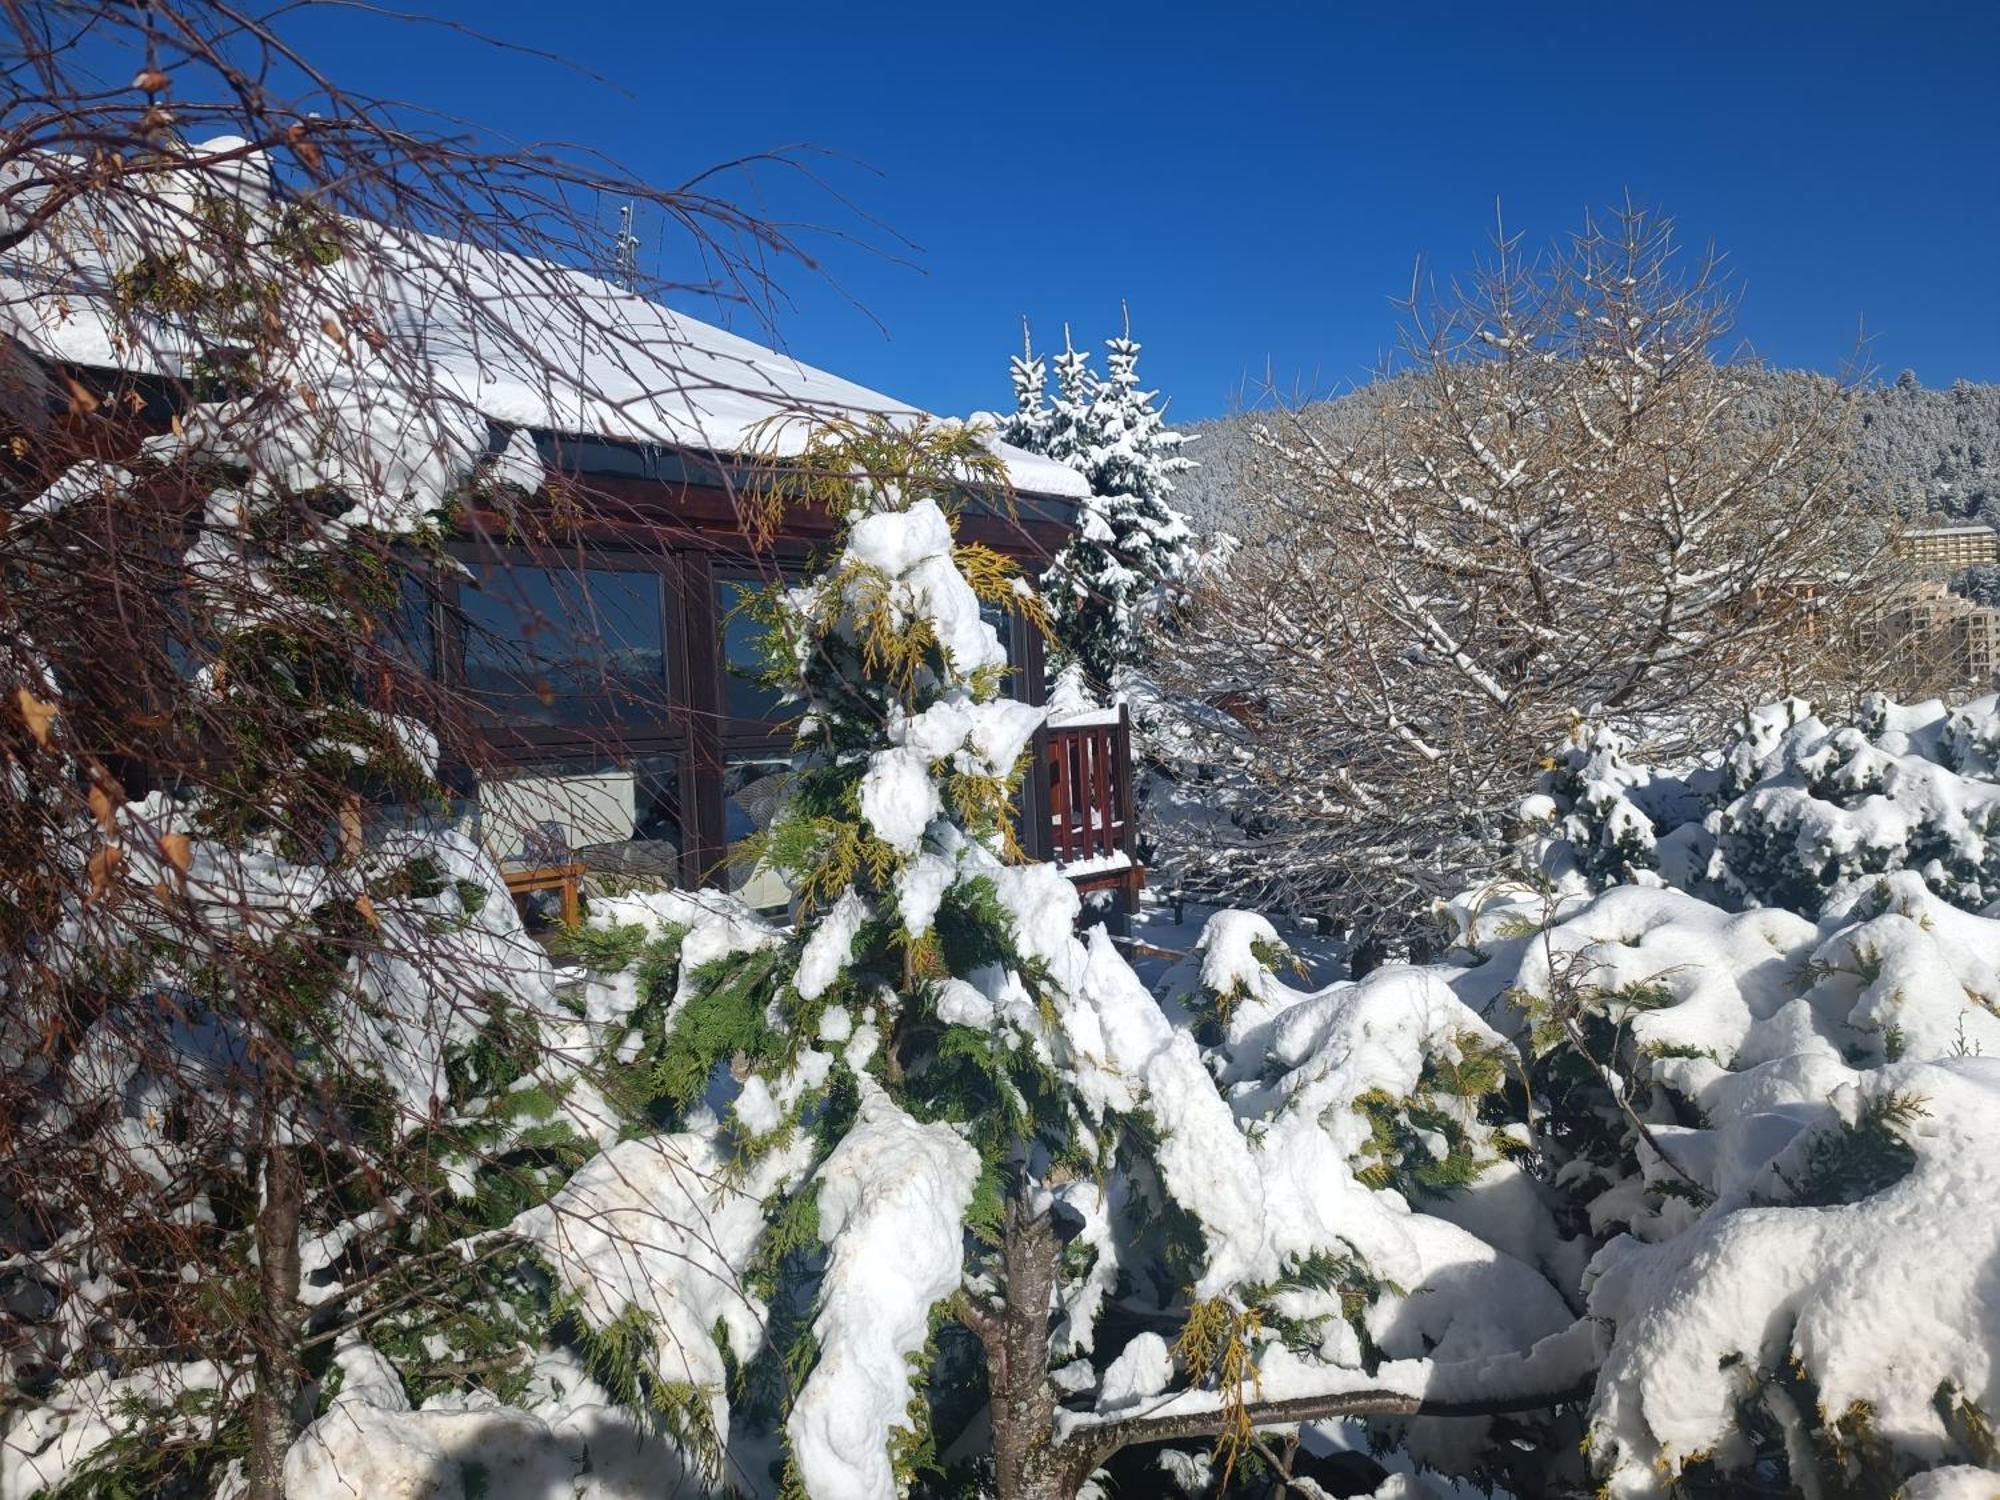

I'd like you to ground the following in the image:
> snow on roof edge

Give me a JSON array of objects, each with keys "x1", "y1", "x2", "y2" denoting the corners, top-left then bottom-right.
[{"x1": 0, "y1": 202, "x2": 1089, "y2": 504}]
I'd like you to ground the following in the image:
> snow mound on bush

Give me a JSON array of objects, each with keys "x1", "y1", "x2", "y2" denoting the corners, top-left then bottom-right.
[
  {"x1": 787, "y1": 1079, "x2": 979, "y2": 1500},
  {"x1": 1586, "y1": 1059, "x2": 2000, "y2": 1492},
  {"x1": 284, "y1": 1344, "x2": 693, "y2": 1499},
  {"x1": 514, "y1": 1129, "x2": 811, "y2": 1454}
]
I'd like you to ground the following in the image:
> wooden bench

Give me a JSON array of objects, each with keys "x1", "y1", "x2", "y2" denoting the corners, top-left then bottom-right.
[{"x1": 502, "y1": 861, "x2": 585, "y2": 929}]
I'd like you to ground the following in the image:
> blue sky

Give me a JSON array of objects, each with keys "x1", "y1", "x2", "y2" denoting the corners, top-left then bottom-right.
[{"x1": 282, "y1": 3, "x2": 1996, "y2": 421}]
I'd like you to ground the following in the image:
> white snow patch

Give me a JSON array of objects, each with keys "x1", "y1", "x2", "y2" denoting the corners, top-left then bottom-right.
[{"x1": 788, "y1": 1079, "x2": 979, "y2": 1500}]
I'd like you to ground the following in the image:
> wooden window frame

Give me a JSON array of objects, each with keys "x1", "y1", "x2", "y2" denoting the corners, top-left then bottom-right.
[
  {"x1": 436, "y1": 538, "x2": 705, "y2": 887},
  {"x1": 411, "y1": 505, "x2": 1054, "y2": 894}
]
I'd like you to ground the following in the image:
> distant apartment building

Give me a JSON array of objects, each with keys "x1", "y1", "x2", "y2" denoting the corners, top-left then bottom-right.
[
  {"x1": 1972, "y1": 603, "x2": 2000, "y2": 685},
  {"x1": 1897, "y1": 521, "x2": 2000, "y2": 571},
  {"x1": 1857, "y1": 523, "x2": 2000, "y2": 690},
  {"x1": 1861, "y1": 577, "x2": 2000, "y2": 688}
]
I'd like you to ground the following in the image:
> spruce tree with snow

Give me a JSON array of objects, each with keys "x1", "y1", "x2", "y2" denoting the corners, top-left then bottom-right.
[
  {"x1": 1012, "y1": 322, "x2": 1196, "y2": 691},
  {"x1": 1087, "y1": 330, "x2": 1196, "y2": 525},
  {"x1": 1447, "y1": 691, "x2": 2000, "y2": 1498},
  {"x1": 1001, "y1": 322, "x2": 1050, "y2": 457},
  {"x1": 1041, "y1": 327, "x2": 1098, "y2": 475}
]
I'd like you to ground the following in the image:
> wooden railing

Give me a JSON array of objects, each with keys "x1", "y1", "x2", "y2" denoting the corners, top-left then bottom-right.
[{"x1": 1040, "y1": 706, "x2": 1139, "y2": 885}]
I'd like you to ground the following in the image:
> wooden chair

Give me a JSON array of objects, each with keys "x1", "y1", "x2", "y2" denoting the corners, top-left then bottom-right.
[{"x1": 502, "y1": 861, "x2": 585, "y2": 930}]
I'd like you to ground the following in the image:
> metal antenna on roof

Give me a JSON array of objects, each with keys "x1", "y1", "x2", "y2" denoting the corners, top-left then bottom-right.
[{"x1": 611, "y1": 202, "x2": 641, "y2": 290}]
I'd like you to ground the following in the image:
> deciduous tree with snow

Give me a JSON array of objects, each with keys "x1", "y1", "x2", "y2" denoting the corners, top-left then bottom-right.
[
  {"x1": 1156, "y1": 204, "x2": 1883, "y2": 939},
  {"x1": 0, "y1": 5, "x2": 844, "y2": 1494}
]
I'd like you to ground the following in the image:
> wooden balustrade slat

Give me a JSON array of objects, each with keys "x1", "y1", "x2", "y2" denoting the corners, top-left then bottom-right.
[
  {"x1": 1055, "y1": 735, "x2": 1068, "y2": 860},
  {"x1": 1091, "y1": 727, "x2": 1111, "y2": 860},
  {"x1": 1060, "y1": 732, "x2": 1075, "y2": 856}
]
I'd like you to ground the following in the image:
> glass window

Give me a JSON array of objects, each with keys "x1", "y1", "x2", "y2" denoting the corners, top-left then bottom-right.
[
  {"x1": 161, "y1": 582, "x2": 209, "y2": 683},
  {"x1": 460, "y1": 562, "x2": 668, "y2": 727},
  {"x1": 722, "y1": 753, "x2": 794, "y2": 909},
  {"x1": 980, "y1": 599, "x2": 1018, "y2": 698},
  {"x1": 376, "y1": 567, "x2": 437, "y2": 679},
  {"x1": 479, "y1": 753, "x2": 683, "y2": 883},
  {"x1": 531, "y1": 432, "x2": 655, "y2": 478},
  {"x1": 717, "y1": 577, "x2": 793, "y2": 724}
]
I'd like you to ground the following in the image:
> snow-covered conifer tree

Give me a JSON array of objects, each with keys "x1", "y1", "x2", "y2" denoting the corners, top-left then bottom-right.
[
  {"x1": 1454, "y1": 691, "x2": 2000, "y2": 1498},
  {"x1": 541, "y1": 417, "x2": 1586, "y2": 1500},
  {"x1": 1001, "y1": 321, "x2": 1050, "y2": 456},
  {"x1": 1010, "y1": 321, "x2": 1195, "y2": 693},
  {"x1": 1041, "y1": 327, "x2": 1098, "y2": 474},
  {"x1": 1087, "y1": 331, "x2": 1196, "y2": 528}
]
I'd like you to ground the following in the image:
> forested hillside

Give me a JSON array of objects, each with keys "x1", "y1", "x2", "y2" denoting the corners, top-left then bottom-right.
[{"x1": 1177, "y1": 368, "x2": 2000, "y2": 532}]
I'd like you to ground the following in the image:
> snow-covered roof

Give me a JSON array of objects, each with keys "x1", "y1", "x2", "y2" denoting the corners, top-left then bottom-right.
[
  {"x1": 405, "y1": 245, "x2": 1087, "y2": 501},
  {"x1": 0, "y1": 159, "x2": 1086, "y2": 502}
]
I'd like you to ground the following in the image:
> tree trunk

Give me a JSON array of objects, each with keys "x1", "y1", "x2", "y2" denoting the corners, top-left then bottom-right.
[
  {"x1": 245, "y1": 1141, "x2": 303, "y2": 1500},
  {"x1": 982, "y1": 1202, "x2": 1097, "y2": 1500},
  {"x1": 973, "y1": 1199, "x2": 1594, "y2": 1500}
]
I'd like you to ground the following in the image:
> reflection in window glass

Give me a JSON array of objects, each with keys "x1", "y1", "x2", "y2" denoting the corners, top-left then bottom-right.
[
  {"x1": 531, "y1": 433, "x2": 656, "y2": 478},
  {"x1": 161, "y1": 582, "x2": 208, "y2": 684},
  {"x1": 980, "y1": 599, "x2": 1017, "y2": 698},
  {"x1": 723, "y1": 753, "x2": 794, "y2": 909},
  {"x1": 350, "y1": 568, "x2": 442, "y2": 724},
  {"x1": 479, "y1": 753, "x2": 682, "y2": 883},
  {"x1": 461, "y1": 563, "x2": 668, "y2": 726},
  {"x1": 717, "y1": 577, "x2": 792, "y2": 723},
  {"x1": 376, "y1": 568, "x2": 436, "y2": 679}
]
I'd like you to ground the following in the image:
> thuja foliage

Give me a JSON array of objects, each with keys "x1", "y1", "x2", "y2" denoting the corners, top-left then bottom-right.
[
  {"x1": 576, "y1": 417, "x2": 1111, "y2": 1495},
  {"x1": 558, "y1": 419, "x2": 1524, "y2": 1500}
]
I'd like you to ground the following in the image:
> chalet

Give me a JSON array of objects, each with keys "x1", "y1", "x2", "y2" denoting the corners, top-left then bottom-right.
[{"x1": 0, "y1": 215, "x2": 1143, "y2": 921}]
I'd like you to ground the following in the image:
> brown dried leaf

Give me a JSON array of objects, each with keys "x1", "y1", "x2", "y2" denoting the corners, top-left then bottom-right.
[
  {"x1": 15, "y1": 686, "x2": 56, "y2": 746},
  {"x1": 88, "y1": 845, "x2": 123, "y2": 902},
  {"x1": 160, "y1": 832, "x2": 193, "y2": 874},
  {"x1": 338, "y1": 796, "x2": 365, "y2": 859},
  {"x1": 88, "y1": 784, "x2": 116, "y2": 836}
]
